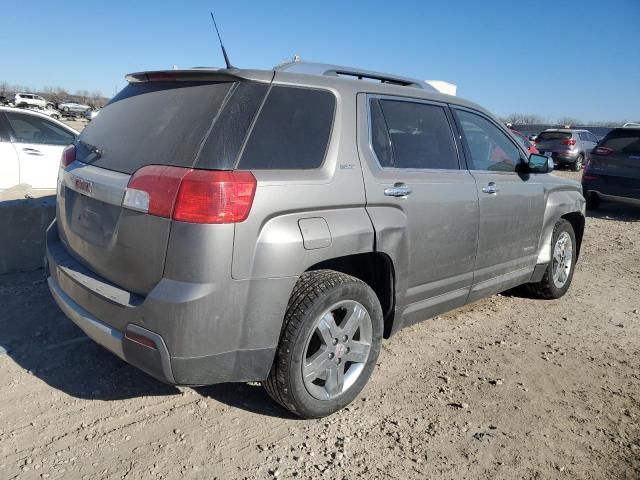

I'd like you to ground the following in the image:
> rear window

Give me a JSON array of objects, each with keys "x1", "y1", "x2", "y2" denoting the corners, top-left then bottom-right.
[
  {"x1": 78, "y1": 81, "x2": 267, "y2": 174},
  {"x1": 537, "y1": 131, "x2": 572, "y2": 141},
  {"x1": 600, "y1": 129, "x2": 640, "y2": 155},
  {"x1": 238, "y1": 86, "x2": 335, "y2": 169}
]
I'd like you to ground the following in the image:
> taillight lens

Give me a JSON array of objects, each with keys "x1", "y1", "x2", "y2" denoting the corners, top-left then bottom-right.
[
  {"x1": 560, "y1": 139, "x2": 577, "y2": 146},
  {"x1": 123, "y1": 166, "x2": 256, "y2": 224},
  {"x1": 174, "y1": 170, "x2": 257, "y2": 224},
  {"x1": 61, "y1": 144, "x2": 76, "y2": 167},
  {"x1": 593, "y1": 146, "x2": 613, "y2": 156}
]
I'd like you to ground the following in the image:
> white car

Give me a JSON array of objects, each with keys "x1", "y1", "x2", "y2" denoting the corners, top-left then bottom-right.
[
  {"x1": 0, "y1": 107, "x2": 78, "y2": 190},
  {"x1": 57, "y1": 100, "x2": 91, "y2": 114},
  {"x1": 14, "y1": 93, "x2": 48, "y2": 109}
]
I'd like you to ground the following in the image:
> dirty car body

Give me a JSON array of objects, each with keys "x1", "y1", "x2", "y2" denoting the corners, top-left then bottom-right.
[{"x1": 46, "y1": 62, "x2": 585, "y2": 416}]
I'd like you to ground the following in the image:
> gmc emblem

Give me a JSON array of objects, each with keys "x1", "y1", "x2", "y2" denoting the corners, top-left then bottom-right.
[{"x1": 74, "y1": 178, "x2": 93, "y2": 195}]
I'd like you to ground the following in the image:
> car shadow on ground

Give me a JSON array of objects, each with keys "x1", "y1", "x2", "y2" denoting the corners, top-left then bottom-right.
[
  {"x1": 586, "y1": 202, "x2": 640, "y2": 222},
  {"x1": 1, "y1": 270, "x2": 295, "y2": 417},
  {"x1": 197, "y1": 383, "x2": 300, "y2": 420},
  {"x1": 1, "y1": 270, "x2": 179, "y2": 401}
]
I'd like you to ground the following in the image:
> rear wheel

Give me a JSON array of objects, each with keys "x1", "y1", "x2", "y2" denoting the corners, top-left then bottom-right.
[
  {"x1": 572, "y1": 154, "x2": 584, "y2": 171},
  {"x1": 527, "y1": 219, "x2": 576, "y2": 299},
  {"x1": 263, "y1": 270, "x2": 383, "y2": 418}
]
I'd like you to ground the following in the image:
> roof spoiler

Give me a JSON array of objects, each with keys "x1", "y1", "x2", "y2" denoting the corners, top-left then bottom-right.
[{"x1": 125, "y1": 69, "x2": 243, "y2": 83}]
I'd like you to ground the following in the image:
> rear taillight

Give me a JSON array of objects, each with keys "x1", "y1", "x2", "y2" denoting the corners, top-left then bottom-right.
[
  {"x1": 593, "y1": 146, "x2": 613, "y2": 156},
  {"x1": 173, "y1": 170, "x2": 257, "y2": 224},
  {"x1": 560, "y1": 139, "x2": 577, "y2": 146},
  {"x1": 582, "y1": 175, "x2": 600, "y2": 181},
  {"x1": 61, "y1": 144, "x2": 76, "y2": 167},
  {"x1": 123, "y1": 166, "x2": 256, "y2": 224}
]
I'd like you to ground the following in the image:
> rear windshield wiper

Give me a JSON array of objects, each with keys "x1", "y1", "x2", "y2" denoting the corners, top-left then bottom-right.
[{"x1": 78, "y1": 140, "x2": 103, "y2": 158}]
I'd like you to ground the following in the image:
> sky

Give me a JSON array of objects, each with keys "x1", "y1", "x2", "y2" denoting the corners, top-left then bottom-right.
[{"x1": 1, "y1": 0, "x2": 639, "y2": 123}]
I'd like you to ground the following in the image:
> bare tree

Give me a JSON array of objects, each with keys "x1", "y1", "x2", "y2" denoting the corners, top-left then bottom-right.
[{"x1": 557, "y1": 117, "x2": 582, "y2": 127}]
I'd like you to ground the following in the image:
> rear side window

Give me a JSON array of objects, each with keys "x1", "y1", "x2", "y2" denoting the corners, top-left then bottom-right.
[
  {"x1": 238, "y1": 86, "x2": 335, "y2": 169},
  {"x1": 370, "y1": 98, "x2": 459, "y2": 169},
  {"x1": 537, "y1": 131, "x2": 572, "y2": 141},
  {"x1": 600, "y1": 129, "x2": 640, "y2": 155}
]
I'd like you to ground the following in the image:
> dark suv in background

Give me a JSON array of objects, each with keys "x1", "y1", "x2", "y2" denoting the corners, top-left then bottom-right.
[
  {"x1": 582, "y1": 127, "x2": 640, "y2": 209},
  {"x1": 535, "y1": 129, "x2": 598, "y2": 171}
]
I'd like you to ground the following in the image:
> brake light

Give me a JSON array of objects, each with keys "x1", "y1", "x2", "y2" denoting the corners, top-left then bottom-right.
[
  {"x1": 174, "y1": 170, "x2": 256, "y2": 223},
  {"x1": 123, "y1": 166, "x2": 256, "y2": 224},
  {"x1": 61, "y1": 144, "x2": 76, "y2": 167},
  {"x1": 593, "y1": 146, "x2": 613, "y2": 156},
  {"x1": 560, "y1": 139, "x2": 577, "y2": 146}
]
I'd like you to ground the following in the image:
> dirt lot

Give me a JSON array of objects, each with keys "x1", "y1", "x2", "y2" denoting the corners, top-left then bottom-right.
[{"x1": 1, "y1": 170, "x2": 638, "y2": 480}]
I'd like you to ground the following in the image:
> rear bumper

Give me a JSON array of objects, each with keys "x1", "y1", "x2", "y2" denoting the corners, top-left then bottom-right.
[{"x1": 46, "y1": 220, "x2": 295, "y2": 386}]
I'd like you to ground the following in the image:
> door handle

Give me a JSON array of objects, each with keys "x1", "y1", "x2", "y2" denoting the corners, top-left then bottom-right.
[
  {"x1": 482, "y1": 182, "x2": 499, "y2": 194},
  {"x1": 22, "y1": 148, "x2": 44, "y2": 156},
  {"x1": 384, "y1": 185, "x2": 412, "y2": 197}
]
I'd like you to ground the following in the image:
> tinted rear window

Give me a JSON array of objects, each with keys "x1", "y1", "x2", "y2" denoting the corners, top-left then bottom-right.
[
  {"x1": 537, "y1": 131, "x2": 572, "y2": 141},
  {"x1": 238, "y1": 86, "x2": 335, "y2": 169},
  {"x1": 600, "y1": 129, "x2": 640, "y2": 155},
  {"x1": 78, "y1": 81, "x2": 244, "y2": 174}
]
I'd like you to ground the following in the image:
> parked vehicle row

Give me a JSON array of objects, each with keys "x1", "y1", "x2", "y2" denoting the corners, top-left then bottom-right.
[{"x1": 45, "y1": 61, "x2": 585, "y2": 418}]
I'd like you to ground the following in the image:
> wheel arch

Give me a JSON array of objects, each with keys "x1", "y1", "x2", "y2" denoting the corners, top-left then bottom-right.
[
  {"x1": 306, "y1": 252, "x2": 397, "y2": 338},
  {"x1": 536, "y1": 188, "x2": 586, "y2": 264}
]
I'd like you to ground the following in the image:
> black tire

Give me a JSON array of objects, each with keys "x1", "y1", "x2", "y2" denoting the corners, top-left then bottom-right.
[
  {"x1": 572, "y1": 154, "x2": 584, "y2": 171},
  {"x1": 263, "y1": 270, "x2": 383, "y2": 419},
  {"x1": 526, "y1": 219, "x2": 576, "y2": 299},
  {"x1": 585, "y1": 191, "x2": 600, "y2": 210}
]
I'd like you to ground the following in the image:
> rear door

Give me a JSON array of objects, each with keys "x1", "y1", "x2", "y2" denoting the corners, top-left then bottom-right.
[
  {"x1": 358, "y1": 95, "x2": 479, "y2": 325},
  {"x1": 4, "y1": 111, "x2": 75, "y2": 189},
  {"x1": 452, "y1": 107, "x2": 545, "y2": 301}
]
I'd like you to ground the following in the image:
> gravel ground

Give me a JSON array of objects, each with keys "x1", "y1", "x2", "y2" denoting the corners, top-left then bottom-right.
[{"x1": 1, "y1": 170, "x2": 638, "y2": 480}]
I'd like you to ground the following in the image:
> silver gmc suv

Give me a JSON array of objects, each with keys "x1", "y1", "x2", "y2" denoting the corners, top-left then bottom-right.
[{"x1": 46, "y1": 62, "x2": 586, "y2": 418}]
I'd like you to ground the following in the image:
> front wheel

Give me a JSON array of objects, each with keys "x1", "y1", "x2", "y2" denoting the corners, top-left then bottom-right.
[
  {"x1": 527, "y1": 219, "x2": 576, "y2": 299},
  {"x1": 263, "y1": 270, "x2": 383, "y2": 418}
]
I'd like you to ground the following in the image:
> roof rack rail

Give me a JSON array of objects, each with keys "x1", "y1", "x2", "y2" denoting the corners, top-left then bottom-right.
[{"x1": 275, "y1": 61, "x2": 436, "y2": 91}]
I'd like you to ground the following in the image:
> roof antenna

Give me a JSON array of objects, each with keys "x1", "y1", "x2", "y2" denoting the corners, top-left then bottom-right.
[{"x1": 210, "y1": 12, "x2": 235, "y2": 69}]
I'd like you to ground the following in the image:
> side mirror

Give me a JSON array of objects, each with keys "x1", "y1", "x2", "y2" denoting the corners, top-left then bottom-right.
[{"x1": 528, "y1": 153, "x2": 552, "y2": 173}]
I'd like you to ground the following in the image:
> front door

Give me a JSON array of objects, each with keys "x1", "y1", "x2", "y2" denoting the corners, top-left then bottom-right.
[
  {"x1": 452, "y1": 107, "x2": 545, "y2": 302},
  {"x1": 357, "y1": 95, "x2": 479, "y2": 329}
]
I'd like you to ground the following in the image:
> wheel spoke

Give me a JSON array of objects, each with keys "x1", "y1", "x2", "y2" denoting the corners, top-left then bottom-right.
[
  {"x1": 345, "y1": 340, "x2": 370, "y2": 363},
  {"x1": 317, "y1": 313, "x2": 339, "y2": 346},
  {"x1": 325, "y1": 364, "x2": 345, "y2": 396},
  {"x1": 341, "y1": 303, "x2": 366, "y2": 338},
  {"x1": 303, "y1": 348, "x2": 331, "y2": 381}
]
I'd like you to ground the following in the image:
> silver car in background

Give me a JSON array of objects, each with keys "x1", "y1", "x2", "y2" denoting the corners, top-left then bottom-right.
[
  {"x1": 57, "y1": 100, "x2": 91, "y2": 115},
  {"x1": 534, "y1": 129, "x2": 598, "y2": 171},
  {"x1": 46, "y1": 61, "x2": 585, "y2": 418}
]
